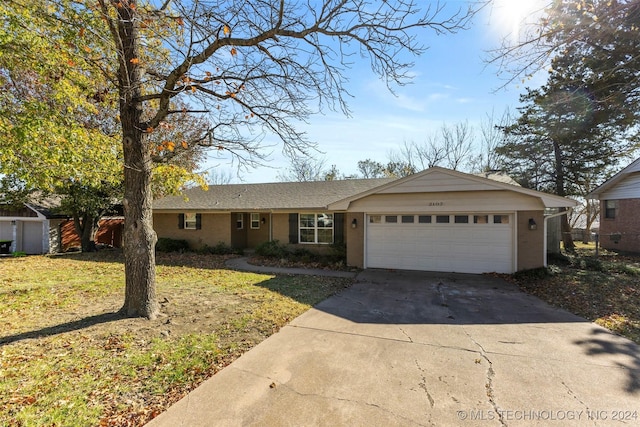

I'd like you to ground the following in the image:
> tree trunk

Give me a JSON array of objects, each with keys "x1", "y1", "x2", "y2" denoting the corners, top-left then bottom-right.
[
  {"x1": 117, "y1": 4, "x2": 158, "y2": 319},
  {"x1": 583, "y1": 200, "x2": 592, "y2": 244},
  {"x1": 80, "y1": 215, "x2": 97, "y2": 252},
  {"x1": 73, "y1": 212, "x2": 97, "y2": 252},
  {"x1": 560, "y1": 209, "x2": 575, "y2": 252},
  {"x1": 120, "y1": 133, "x2": 158, "y2": 319},
  {"x1": 552, "y1": 139, "x2": 575, "y2": 252}
]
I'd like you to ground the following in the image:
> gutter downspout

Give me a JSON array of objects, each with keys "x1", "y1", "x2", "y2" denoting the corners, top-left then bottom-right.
[{"x1": 543, "y1": 209, "x2": 572, "y2": 267}]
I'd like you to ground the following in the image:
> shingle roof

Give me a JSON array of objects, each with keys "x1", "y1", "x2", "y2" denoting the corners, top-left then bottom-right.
[{"x1": 152, "y1": 178, "x2": 396, "y2": 211}]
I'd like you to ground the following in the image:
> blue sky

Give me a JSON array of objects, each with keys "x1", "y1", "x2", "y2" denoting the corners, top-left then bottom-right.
[{"x1": 204, "y1": 1, "x2": 547, "y2": 183}]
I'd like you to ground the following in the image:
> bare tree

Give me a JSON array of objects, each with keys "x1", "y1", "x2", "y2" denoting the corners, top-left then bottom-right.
[
  {"x1": 571, "y1": 171, "x2": 602, "y2": 243},
  {"x1": 278, "y1": 154, "x2": 329, "y2": 182},
  {"x1": 568, "y1": 198, "x2": 600, "y2": 243},
  {"x1": 206, "y1": 169, "x2": 235, "y2": 185},
  {"x1": 469, "y1": 109, "x2": 512, "y2": 173},
  {"x1": 393, "y1": 121, "x2": 475, "y2": 172},
  {"x1": 15, "y1": 0, "x2": 479, "y2": 318},
  {"x1": 441, "y1": 121, "x2": 475, "y2": 171},
  {"x1": 414, "y1": 134, "x2": 449, "y2": 169},
  {"x1": 324, "y1": 164, "x2": 342, "y2": 181},
  {"x1": 357, "y1": 159, "x2": 386, "y2": 178},
  {"x1": 390, "y1": 138, "x2": 447, "y2": 171}
]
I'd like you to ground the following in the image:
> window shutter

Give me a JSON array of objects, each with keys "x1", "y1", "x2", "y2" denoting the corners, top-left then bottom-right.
[
  {"x1": 178, "y1": 214, "x2": 184, "y2": 229},
  {"x1": 195, "y1": 214, "x2": 202, "y2": 230},
  {"x1": 334, "y1": 213, "x2": 345, "y2": 244},
  {"x1": 289, "y1": 213, "x2": 299, "y2": 244}
]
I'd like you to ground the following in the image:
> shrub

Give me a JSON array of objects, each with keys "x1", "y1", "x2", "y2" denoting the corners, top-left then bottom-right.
[
  {"x1": 580, "y1": 257, "x2": 605, "y2": 272},
  {"x1": 198, "y1": 242, "x2": 242, "y2": 255},
  {"x1": 254, "y1": 240, "x2": 347, "y2": 268},
  {"x1": 291, "y1": 247, "x2": 318, "y2": 263},
  {"x1": 254, "y1": 240, "x2": 289, "y2": 258},
  {"x1": 326, "y1": 243, "x2": 347, "y2": 263},
  {"x1": 156, "y1": 237, "x2": 190, "y2": 253}
]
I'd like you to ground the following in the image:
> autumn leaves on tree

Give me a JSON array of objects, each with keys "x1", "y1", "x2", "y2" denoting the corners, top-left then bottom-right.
[{"x1": 1, "y1": 0, "x2": 477, "y2": 318}]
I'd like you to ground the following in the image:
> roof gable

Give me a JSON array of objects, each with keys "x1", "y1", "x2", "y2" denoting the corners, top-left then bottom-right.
[
  {"x1": 0, "y1": 195, "x2": 66, "y2": 219},
  {"x1": 588, "y1": 157, "x2": 640, "y2": 199},
  {"x1": 376, "y1": 169, "x2": 505, "y2": 194},
  {"x1": 329, "y1": 167, "x2": 577, "y2": 210}
]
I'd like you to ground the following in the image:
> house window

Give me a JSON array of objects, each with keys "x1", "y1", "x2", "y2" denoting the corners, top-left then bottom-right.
[
  {"x1": 385, "y1": 215, "x2": 398, "y2": 223},
  {"x1": 299, "y1": 213, "x2": 333, "y2": 244},
  {"x1": 474, "y1": 215, "x2": 489, "y2": 224},
  {"x1": 236, "y1": 213, "x2": 243, "y2": 229},
  {"x1": 493, "y1": 215, "x2": 509, "y2": 224},
  {"x1": 454, "y1": 215, "x2": 469, "y2": 224},
  {"x1": 250, "y1": 213, "x2": 260, "y2": 229},
  {"x1": 436, "y1": 215, "x2": 450, "y2": 223},
  {"x1": 184, "y1": 213, "x2": 197, "y2": 230},
  {"x1": 369, "y1": 215, "x2": 382, "y2": 224},
  {"x1": 401, "y1": 215, "x2": 414, "y2": 223},
  {"x1": 605, "y1": 200, "x2": 617, "y2": 219},
  {"x1": 418, "y1": 215, "x2": 432, "y2": 224}
]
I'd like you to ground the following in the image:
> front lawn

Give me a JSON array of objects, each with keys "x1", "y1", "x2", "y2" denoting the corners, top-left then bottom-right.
[
  {"x1": 0, "y1": 252, "x2": 352, "y2": 426},
  {"x1": 510, "y1": 243, "x2": 640, "y2": 344}
]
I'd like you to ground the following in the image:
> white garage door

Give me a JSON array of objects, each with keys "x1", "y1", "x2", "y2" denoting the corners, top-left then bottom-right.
[
  {"x1": 366, "y1": 214, "x2": 514, "y2": 274},
  {"x1": 22, "y1": 221, "x2": 44, "y2": 254},
  {"x1": 0, "y1": 221, "x2": 12, "y2": 241}
]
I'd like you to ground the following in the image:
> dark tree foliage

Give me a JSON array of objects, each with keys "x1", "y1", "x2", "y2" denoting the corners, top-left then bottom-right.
[{"x1": 495, "y1": 0, "x2": 640, "y2": 250}]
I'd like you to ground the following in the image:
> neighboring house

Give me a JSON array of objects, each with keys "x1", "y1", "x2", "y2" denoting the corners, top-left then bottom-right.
[
  {"x1": 60, "y1": 217, "x2": 124, "y2": 251},
  {"x1": 0, "y1": 200, "x2": 67, "y2": 254},
  {"x1": 0, "y1": 197, "x2": 124, "y2": 255},
  {"x1": 153, "y1": 167, "x2": 577, "y2": 274},
  {"x1": 588, "y1": 157, "x2": 640, "y2": 253}
]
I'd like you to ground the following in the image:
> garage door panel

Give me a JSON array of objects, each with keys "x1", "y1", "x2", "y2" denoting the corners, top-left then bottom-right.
[
  {"x1": 366, "y1": 214, "x2": 514, "y2": 274},
  {"x1": 22, "y1": 222, "x2": 44, "y2": 254}
]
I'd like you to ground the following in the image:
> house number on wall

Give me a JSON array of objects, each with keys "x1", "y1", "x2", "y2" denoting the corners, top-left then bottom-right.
[{"x1": 428, "y1": 202, "x2": 444, "y2": 206}]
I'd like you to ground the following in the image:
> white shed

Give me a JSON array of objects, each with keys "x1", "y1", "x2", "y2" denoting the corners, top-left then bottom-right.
[{"x1": 0, "y1": 202, "x2": 66, "y2": 255}]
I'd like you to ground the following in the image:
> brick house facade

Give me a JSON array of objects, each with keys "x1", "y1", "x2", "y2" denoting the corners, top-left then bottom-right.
[
  {"x1": 597, "y1": 198, "x2": 640, "y2": 253},
  {"x1": 589, "y1": 158, "x2": 640, "y2": 254}
]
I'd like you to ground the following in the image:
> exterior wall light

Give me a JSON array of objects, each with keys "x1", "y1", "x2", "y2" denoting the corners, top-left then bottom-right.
[
  {"x1": 351, "y1": 218, "x2": 357, "y2": 229},
  {"x1": 528, "y1": 218, "x2": 537, "y2": 230},
  {"x1": 261, "y1": 217, "x2": 266, "y2": 224}
]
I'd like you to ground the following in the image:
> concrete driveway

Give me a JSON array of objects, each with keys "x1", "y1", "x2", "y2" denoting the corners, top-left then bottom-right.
[{"x1": 148, "y1": 269, "x2": 640, "y2": 426}]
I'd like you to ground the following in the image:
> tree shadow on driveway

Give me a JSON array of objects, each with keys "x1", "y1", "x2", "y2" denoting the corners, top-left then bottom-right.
[{"x1": 574, "y1": 327, "x2": 640, "y2": 394}]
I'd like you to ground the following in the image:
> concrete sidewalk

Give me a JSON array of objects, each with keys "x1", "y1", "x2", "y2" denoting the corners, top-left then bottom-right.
[
  {"x1": 224, "y1": 256, "x2": 358, "y2": 278},
  {"x1": 148, "y1": 269, "x2": 640, "y2": 426}
]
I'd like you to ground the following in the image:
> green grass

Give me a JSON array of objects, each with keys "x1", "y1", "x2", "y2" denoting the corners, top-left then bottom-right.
[{"x1": 0, "y1": 252, "x2": 352, "y2": 426}]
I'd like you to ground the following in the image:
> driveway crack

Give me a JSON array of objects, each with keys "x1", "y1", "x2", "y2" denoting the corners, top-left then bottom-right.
[
  {"x1": 463, "y1": 329, "x2": 507, "y2": 427},
  {"x1": 436, "y1": 282, "x2": 455, "y2": 320},
  {"x1": 399, "y1": 327, "x2": 414, "y2": 343},
  {"x1": 415, "y1": 360, "x2": 435, "y2": 408},
  {"x1": 561, "y1": 381, "x2": 597, "y2": 426},
  {"x1": 234, "y1": 367, "x2": 431, "y2": 427}
]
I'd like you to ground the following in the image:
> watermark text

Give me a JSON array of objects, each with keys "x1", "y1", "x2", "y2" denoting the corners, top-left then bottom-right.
[{"x1": 456, "y1": 409, "x2": 638, "y2": 422}]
